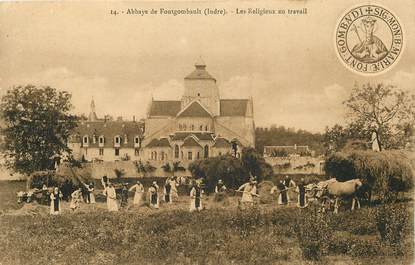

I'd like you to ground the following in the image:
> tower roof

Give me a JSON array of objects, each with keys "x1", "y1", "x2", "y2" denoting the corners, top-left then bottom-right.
[
  {"x1": 185, "y1": 58, "x2": 216, "y2": 81},
  {"x1": 88, "y1": 98, "x2": 99, "y2": 121}
]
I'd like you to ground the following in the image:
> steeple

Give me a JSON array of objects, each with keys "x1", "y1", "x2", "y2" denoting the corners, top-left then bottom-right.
[
  {"x1": 195, "y1": 56, "x2": 206, "y2": 69},
  {"x1": 88, "y1": 98, "x2": 99, "y2": 121}
]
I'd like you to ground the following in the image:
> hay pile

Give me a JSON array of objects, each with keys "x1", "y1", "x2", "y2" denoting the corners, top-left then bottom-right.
[{"x1": 257, "y1": 181, "x2": 277, "y2": 204}]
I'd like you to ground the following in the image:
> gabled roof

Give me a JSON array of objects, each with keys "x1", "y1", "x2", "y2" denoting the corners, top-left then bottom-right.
[
  {"x1": 71, "y1": 121, "x2": 144, "y2": 148},
  {"x1": 145, "y1": 138, "x2": 171, "y2": 148},
  {"x1": 182, "y1": 136, "x2": 202, "y2": 148},
  {"x1": 213, "y1": 137, "x2": 231, "y2": 148},
  {"x1": 177, "y1": 101, "x2": 212, "y2": 118},
  {"x1": 148, "y1": 101, "x2": 181, "y2": 117},
  {"x1": 171, "y1": 132, "x2": 214, "y2": 141},
  {"x1": 220, "y1": 99, "x2": 249, "y2": 116}
]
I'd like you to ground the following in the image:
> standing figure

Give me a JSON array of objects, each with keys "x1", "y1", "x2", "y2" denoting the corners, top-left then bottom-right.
[
  {"x1": 164, "y1": 180, "x2": 172, "y2": 204},
  {"x1": 296, "y1": 178, "x2": 308, "y2": 208},
  {"x1": 42, "y1": 184, "x2": 49, "y2": 205},
  {"x1": 104, "y1": 183, "x2": 119, "y2": 212},
  {"x1": 189, "y1": 181, "x2": 203, "y2": 212},
  {"x1": 277, "y1": 180, "x2": 288, "y2": 205},
  {"x1": 284, "y1": 175, "x2": 296, "y2": 203},
  {"x1": 148, "y1": 181, "x2": 159, "y2": 209},
  {"x1": 101, "y1": 175, "x2": 109, "y2": 193},
  {"x1": 70, "y1": 188, "x2": 83, "y2": 211},
  {"x1": 50, "y1": 187, "x2": 63, "y2": 215},
  {"x1": 129, "y1": 181, "x2": 144, "y2": 206},
  {"x1": 169, "y1": 177, "x2": 179, "y2": 200},
  {"x1": 237, "y1": 177, "x2": 258, "y2": 207},
  {"x1": 215, "y1": 179, "x2": 227, "y2": 193},
  {"x1": 87, "y1": 182, "x2": 95, "y2": 204},
  {"x1": 120, "y1": 184, "x2": 129, "y2": 208}
]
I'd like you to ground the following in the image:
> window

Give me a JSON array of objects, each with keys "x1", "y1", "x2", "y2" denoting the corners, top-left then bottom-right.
[
  {"x1": 99, "y1": 148, "x2": 104, "y2": 156},
  {"x1": 115, "y1": 136, "x2": 121, "y2": 144},
  {"x1": 191, "y1": 125, "x2": 194, "y2": 131},
  {"x1": 161, "y1": 151, "x2": 165, "y2": 161},
  {"x1": 197, "y1": 93, "x2": 200, "y2": 96},
  {"x1": 115, "y1": 148, "x2": 120, "y2": 156},
  {"x1": 199, "y1": 125, "x2": 203, "y2": 131},
  {"x1": 204, "y1": 145, "x2": 209, "y2": 158},
  {"x1": 197, "y1": 152, "x2": 200, "y2": 159},
  {"x1": 99, "y1": 136, "x2": 105, "y2": 144},
  {"x1": 151, "y1": 151, "x2": 154, "y2": 160},
  {"x1": 205, "y1": 125, "x2": 208, "y2": 131},
  {"x1": 174, "y1": 145, "x2": 179, "y2": 159},
  {"x1": 188, "y1": 151, "x2": 193, "y2": 160},
  {"x1": 219, "y1": 152, "x2": 222, "y2": 156},
  {"x1": 154, "y1": 152, "x2": 158, "y2": 160},
  {"x1": 183, "y1": 124, "x2": 187, "y2": 131},
  {"x1": 83, "y1": 136, "x2": 89, "y2": 145},
  {"x1": 134, "y1": 136, "x2": 139, "y2": 144},
  {"x1": 134, "y1": 148, "x2": 139, "y2": 156}
]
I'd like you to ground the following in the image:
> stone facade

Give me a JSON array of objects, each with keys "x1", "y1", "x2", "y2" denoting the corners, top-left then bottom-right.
[{"x1": 143, "y1": 59, "x2": 255, "y2": 163}]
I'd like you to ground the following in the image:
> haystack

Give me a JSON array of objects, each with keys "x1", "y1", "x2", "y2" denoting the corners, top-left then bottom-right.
[{"x1": 257, "y1": 181, "x2": 277, "y2": 204}]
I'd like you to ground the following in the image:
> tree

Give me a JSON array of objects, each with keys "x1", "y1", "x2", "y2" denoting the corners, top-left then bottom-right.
[
  {"x1": 344, "y1": 83, "x2": 415, "y2": 151},
  {"x1": 241, "y1": 147, "x2": 273, "y2": 181},
  {"x1": 0, "y1": 85, "x2": 78, "y2": 175}
]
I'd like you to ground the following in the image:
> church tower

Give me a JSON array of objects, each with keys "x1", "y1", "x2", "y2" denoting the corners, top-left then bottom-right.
[
  {"x1": 181, "y1": 58, "x2": 220, "y2": 116},
  {"x1": 88, "y1": 98, "x2": 99, "y2": 121}
]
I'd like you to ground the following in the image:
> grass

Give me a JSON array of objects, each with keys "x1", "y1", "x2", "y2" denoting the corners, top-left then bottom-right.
[{"x1": 0, "y1": 180, "x2": 413, "y2": 265}]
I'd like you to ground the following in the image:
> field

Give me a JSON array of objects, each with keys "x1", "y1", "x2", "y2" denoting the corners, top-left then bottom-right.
[{"x1": 0, "y1": 180, "x2": 413, "y2": 265}]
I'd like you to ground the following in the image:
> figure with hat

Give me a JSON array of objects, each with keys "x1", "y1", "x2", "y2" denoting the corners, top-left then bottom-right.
[
  {"x1": 120, "y1": 183, "x2": 129, "y2": 208},
  {"x1": 237, "y1": 177, "x2": 258, "y2": 207},
  {"x1": 189, "y1": 180, "x2": 203, "y2": 212},
  {"x1": 104, "y1": 182, "x2": 119, "y2": 212},
  {"x1": 284, "y1": 175, "x2": 296, "y2": 203},
  {"x1": 49, "y1": 187, "x2": 63, "y2": 215},
  {"x1": 295, "y1": 178, "x2": 308, "y2": 208},
  {"x1": 129, "y1": 180, "x2": 144, "y2": 206},
  {"x1": 149, "y1": 181, "x2": 159, "y2": 209},
  {"x1": 163, "y1": 179, "x2": 173, "y2": 204}
]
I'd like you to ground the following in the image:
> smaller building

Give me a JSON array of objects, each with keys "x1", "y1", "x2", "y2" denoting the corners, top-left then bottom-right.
[{"x1": 263, "y1": 145, "x2": 314, "y2": 158}]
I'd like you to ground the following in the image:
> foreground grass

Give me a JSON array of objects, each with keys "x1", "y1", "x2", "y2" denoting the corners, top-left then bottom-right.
[{"x1": 0, "y1": 202, "x2": 413, "y2": 265}]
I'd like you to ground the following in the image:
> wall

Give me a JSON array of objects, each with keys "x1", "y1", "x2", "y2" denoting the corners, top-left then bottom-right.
[
  {"x1": 214, "y1": 116, "x2": 255, "y2": 147},
  {"x1": 265, "y1": 156, "x2": 325, "y2": 175}
]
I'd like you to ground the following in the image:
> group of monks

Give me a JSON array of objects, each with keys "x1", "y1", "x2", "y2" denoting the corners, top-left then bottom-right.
[{"x1": 47, "y1": 175, "x2": 309, "y2": 215}]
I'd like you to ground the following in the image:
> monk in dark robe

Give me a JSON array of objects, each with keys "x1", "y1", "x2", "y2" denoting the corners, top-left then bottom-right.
[
  {"x1": 120, "y1": 184, "x2": 129, "y2": 208},
  {"x1": 296, "y1": 178, "x2": 308, "y2": 208},
  {"x1": 277, "y1": 180, "x2": 288, "y2": 205},
  {"x1": 164, "y1": 181, "x2": 172, "y2": 203}
]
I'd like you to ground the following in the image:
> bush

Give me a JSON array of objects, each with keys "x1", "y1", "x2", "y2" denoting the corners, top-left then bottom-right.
[
  {"x1": 375, "y1": 203, "x2": 410, "y2": 247},
  {"x1": 294, "y1": 207, "x2": 333, "y2": 260}
]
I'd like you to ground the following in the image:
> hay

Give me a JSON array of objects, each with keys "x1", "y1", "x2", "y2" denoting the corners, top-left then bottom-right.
[{"x1": 257, "y1": 181, "x2": 277, "y2": 204}]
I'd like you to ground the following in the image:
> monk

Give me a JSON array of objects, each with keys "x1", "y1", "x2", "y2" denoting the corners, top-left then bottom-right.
[
  {"x1": 104, "y1": 183, "x2": 119, "y2": 212},
  {"x1": 189, "y1": 181, "x2": 203, "y2": 212},
  {"x1": 164, "y1": 180, "x2": 172, "y2": 204},
  {"x1": 149, "y1": 181, "x2": 159, "y2": 209},
  {"x1": 50, "y1": 187, "x2": 63, "y2": 215},
  {"x1": 296, "y1": 178, "x2": 308, "y2": 208},
  {"x1": 129, "y1": 181, "x2": 144, "y2": 206},
  {"x1": 237, "y1": 177, "x2": 258, "y2": 207}
]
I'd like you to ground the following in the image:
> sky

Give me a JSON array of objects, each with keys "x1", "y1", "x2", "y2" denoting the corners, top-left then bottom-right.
[{"x1": 0, "y1": 0, "x2": 414, "y2": 133}]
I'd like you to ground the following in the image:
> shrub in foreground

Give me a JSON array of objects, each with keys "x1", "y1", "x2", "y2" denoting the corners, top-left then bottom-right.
[{"x1": 375, "y1": 203, "x2": 410, "y2": 247}]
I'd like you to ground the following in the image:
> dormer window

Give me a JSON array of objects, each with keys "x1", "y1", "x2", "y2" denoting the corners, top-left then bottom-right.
[
  {"x1": 98, "y1": 136, "x2": 105, "y2": 147},
  {"x1": 134, "y1": 136, "x2": 141, "y2": 147},
  {"x1": 197, "y1": 93, "x2": 200, "y2": 96},
  {"x1": 114, "y1": 135, "x2": 121, "y2": 147},
  {"x1": 83, "y1": 135, "x2": 89, "y2": 147}
]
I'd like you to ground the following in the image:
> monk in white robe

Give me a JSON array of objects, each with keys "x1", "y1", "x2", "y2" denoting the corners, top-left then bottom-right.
[
  {"x1": 129, "y1": 181, "x2": 144, "y2": 206},
  {"x1": 70, "y1": 188, "x2": 82, "y2": 211},
  {"x1": 189, "y1": 182, "x2": 203, "y2": 212},
  {"x1": 50, "y1": 187, "x2": 63, "y2": 215},
  {"x1": 237, "y1": 178, "x2": 258, "y2": 206},
  {"x1": 149, "y1": 182, "x2": 159, "y2": 209},
  {"x1": 104, "y1": 183, "x2": 119, "y2": 212}
]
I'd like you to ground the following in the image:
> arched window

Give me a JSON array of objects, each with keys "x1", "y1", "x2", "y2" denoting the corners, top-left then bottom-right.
[
  {"x1": 154, "y1": 152, "x2": 158, "y2": 160},
  {"x1": 114, "y1": 136, "x2": 121, "y2": 144},
  {"x1": 174, "y1": 145, "x2": 179, "y2": 159},
  {"x1": 205, "y1": 125, "x2": 208, "y2": 131},
  {"x1": 199, "y1": 125, "x2": 203, "y2": 131},
  {"x1": 83, "y1": 135, "x2": 89, "y2": 145},
  {"x1": 204, "y1": 145, "x2": 209, "y2": 158},
  {"x1": 183, "y1": 124, "x2": 187, "y2": 131},
  {"x1": 161, "y1": 151, "x2": 165, "y2": 161},
  {"x1": 134, "y1": 136, "x2": 139, "y2": 144}
]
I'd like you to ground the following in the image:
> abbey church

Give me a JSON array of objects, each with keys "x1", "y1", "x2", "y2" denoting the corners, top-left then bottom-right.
[{"x1": 68, "y1": 59, "x2": 255, "y2": 163}]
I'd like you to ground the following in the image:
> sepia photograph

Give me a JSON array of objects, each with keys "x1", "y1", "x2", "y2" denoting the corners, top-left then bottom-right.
[{"x1": 0, "y1": 0, "x2": 414, "y2": 264}]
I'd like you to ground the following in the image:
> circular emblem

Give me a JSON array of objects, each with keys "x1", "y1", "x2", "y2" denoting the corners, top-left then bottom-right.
[{"x1": 335, "y1": 4, "x2": 403, "y2": 75}]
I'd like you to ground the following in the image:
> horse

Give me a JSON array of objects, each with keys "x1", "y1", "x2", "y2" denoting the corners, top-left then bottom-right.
[{"x1": 315, "y1": 178, "x2": 363, "y2": 213}]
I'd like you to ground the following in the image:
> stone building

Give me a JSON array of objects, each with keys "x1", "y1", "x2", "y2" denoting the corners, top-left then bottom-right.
[
  {"x1": 142, "y1": 58, "x2": 255, "y2": 163},
  {"x1": 68, "y1": 99, "x2": 145, "y2": 162}
]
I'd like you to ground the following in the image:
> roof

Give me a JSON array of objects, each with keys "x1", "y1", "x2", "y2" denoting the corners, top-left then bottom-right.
[
  {"x1": 212, "y1": 137, "x2": 231, "y2": 148},
  {"x1": 70, "y1": 121, "x2": 144, "y2": 148},
  {"x1": 148, "y1": 101, "x2": 181, "y2": 117},
  {"x1": 177, "y1": 101, "x2": 212, "y2": 118},
  {"x1": 220, "y1": 99, "x2": 249, "y2": 116},
  {"x1": 182, "y1": 136, "x2": 202, "y2": 148},
  {"x1": 145, "y1": 138, "x2": 171, "y2": 148},
  {"x1": 184, "y1": 63, "x2": 216, "y2": 81},
  {"x1": 171, "y1": 132, "x2": 214, "y2": 141}
]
